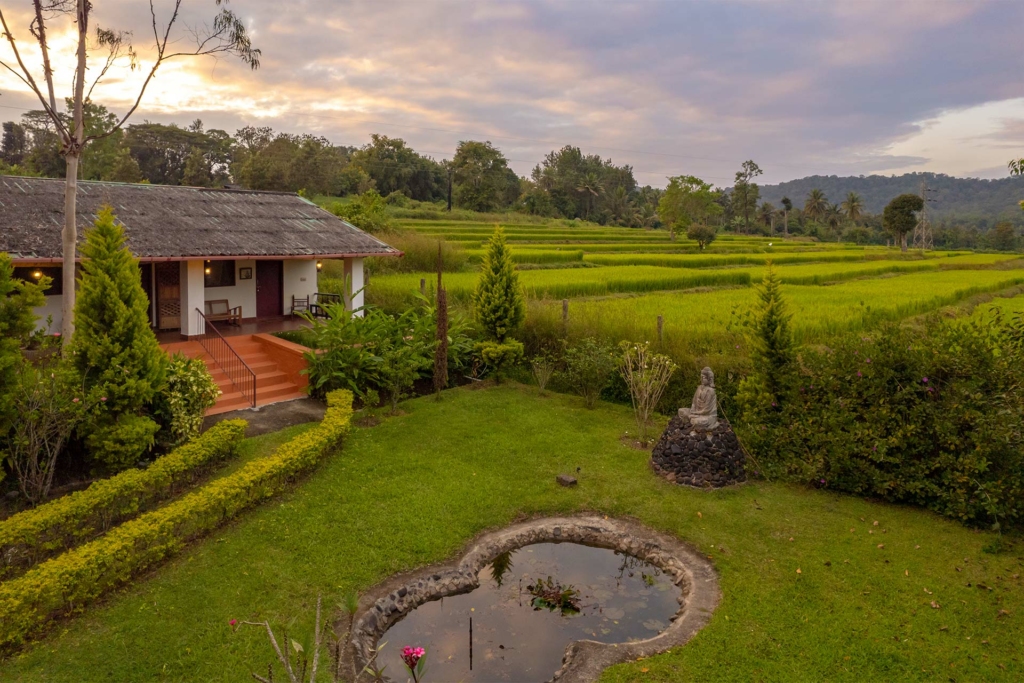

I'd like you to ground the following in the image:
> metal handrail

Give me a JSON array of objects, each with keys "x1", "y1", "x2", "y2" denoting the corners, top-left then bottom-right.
[{"x1": 194, "y1": 308, "x2": 256, "y2": 409}]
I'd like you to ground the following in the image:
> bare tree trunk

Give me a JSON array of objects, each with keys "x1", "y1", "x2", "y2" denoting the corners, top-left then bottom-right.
[
  {"x1": 900, "y1": 233, "x2": 908, "y2": 252},
  {"x1": 60, "y1": 156, "x2": 79, "y2": 342},
  {"x1": 784, "y1": 211, "x2": 789, "y2": 237}
]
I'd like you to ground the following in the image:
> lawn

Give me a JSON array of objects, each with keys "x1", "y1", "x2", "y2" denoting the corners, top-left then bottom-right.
[{"x1": 2, "y1": 386, "x2": 1020, "y2": 682}]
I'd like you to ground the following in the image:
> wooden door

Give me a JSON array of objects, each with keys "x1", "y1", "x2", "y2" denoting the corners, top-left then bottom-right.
[
  {"x1": 256, "y1": 260, "x2": 283, "y2": 318},
  {"x1": 155, "y1": 262, "x2": 180, "y2": 330}
]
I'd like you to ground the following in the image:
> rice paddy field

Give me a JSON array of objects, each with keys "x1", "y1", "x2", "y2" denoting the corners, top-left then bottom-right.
[{"x1": 324, "y1": 217, "x2": 1024, "y2": 365}]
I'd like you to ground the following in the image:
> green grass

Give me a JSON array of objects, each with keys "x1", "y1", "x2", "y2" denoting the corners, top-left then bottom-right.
[
  {"x1": 524, "y1": 270, "x2": 1024, "y2": 359},
  {"x1": 2, "y1": 386, "x2": 1020, "y2": 682}
]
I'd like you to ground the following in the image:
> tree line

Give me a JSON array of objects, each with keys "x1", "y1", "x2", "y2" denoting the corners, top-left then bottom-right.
[{"x1": 2, "y1": 104, "x2": 1019, "y2": 250}]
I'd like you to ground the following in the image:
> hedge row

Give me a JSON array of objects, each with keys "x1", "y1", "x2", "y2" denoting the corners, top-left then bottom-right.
[
  {"x1": 0, "y1": 420, "x2": 248, "y2": 581},
  {"x1": 0, "y1": 390, "x2": 352, "y2": 650}
]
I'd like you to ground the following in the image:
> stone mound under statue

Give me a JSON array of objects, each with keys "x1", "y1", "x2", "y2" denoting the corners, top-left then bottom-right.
[{"x1": 651, "y1": 367, "x2": 746, "y2": 488}]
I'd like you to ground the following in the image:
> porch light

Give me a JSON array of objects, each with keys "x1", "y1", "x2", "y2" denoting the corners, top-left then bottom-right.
[
  {"x1": 32, "y1": 270, "x2": 42, "y2": 279},
  {"x1": 316, "y1": 260, "x2": 323, "y2": 271},
  {"x1": 205, "y1": 267, "x2": 211, "y2": 275}
]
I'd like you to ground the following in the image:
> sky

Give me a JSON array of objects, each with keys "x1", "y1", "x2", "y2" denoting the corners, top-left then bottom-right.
[{"x1": 1, "y1": 0, "x2": 1023, "y2": 187}]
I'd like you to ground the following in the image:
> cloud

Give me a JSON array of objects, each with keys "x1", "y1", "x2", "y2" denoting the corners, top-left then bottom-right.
[{"x1": 0, "y1": 0, "x2": 1021, "y2": 185}]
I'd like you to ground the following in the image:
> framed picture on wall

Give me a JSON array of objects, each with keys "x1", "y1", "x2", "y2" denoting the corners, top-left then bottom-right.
[{"x1": 239, "y1": 267, "x2": 253, "y2": 280}]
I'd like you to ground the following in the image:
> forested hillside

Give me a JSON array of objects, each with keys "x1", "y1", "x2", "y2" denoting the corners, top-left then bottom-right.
[{"x1": 760, "y1": 172, "x2": 1024, "y2": 227}]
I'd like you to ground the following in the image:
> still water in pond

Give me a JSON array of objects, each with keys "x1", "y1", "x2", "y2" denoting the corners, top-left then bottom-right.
[{"x1": 378, "y1": 543, "x2": 680, "y2": 682}]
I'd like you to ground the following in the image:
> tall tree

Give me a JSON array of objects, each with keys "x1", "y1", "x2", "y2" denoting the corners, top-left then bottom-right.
[
  {"x1": 803, "y1": 189, "x2": 828, "y2": 224},
  {"x1": 759, "y1": 201, "x2": 777, "y2": 234},
  {"x1": 658, "y1": 175, "x2": 722, "y2": 241},
  {"x1": 731, "y1": 160, "x2": 762, "y2": 233},
  {"x1": 0, "y1": 0, "x2": 259, "y2": 343},
  {"x1": 576, "y1": 171, "x2": 603, "y2": 220},
  {"x1": 841, "y1": 191, "x2": 864, "y2": 224},
  {"x1": 72, "y1": 207, "x2": 167, "y2": 471},
  {"x1": 780, "y1": 196, "x2": 792, "y2": 236},
  {"x1": 451, "y1": 140, "x2": 517, "y2": 212},
  {"x1": 883, "y1": 193, "x2": 924, "y2": 252}
]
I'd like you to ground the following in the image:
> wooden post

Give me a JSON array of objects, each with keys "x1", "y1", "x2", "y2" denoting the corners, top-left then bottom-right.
[
  {"x1": 657, "y1": 315, "x2": 664, "y2": 343},
  {"x1": 420, "y1": 278, "x2": 426, "y2": 296}
]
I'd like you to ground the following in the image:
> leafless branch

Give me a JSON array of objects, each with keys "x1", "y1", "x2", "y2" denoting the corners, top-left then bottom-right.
[
  {"x1": 85, "y1": 26, "x2": 137, "y2": 101},
  {"x1": 0, "y1": 6, "x2": 68, "y2": 138}
]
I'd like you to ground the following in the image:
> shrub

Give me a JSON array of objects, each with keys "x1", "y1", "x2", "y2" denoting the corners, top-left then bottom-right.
[
  {"x1": 72, "y1": 207, "x2": 167, "y2": 471},
  {"x1": 475, "y1": 340, "x2": 524, "y2": 383},
  {"x1": 363, "y1": 233, "x2": 469, "y2": 275},
  {"x1": 326, "y1": 190, "x2": 391, "y2": 233},
  {"x1": 4, "y1": 363, "x2": 88, "y2": 505},
  {"x1": 530, "y1": 353, "x2": 556, "y2": 394},
  {"x1": 474, "y1": 226, "x2": 525, "y2": 342},
  {"x1": 0, "y1": 419, "x2": 246, "y2": 581},
  {"x1": 619, "y1": 341, "x2": 677, "y2": 444},
  {"x1": 0, "y1": 392, "x2": 350, "y2": 649},
  {"x1": 738, "y1": 316, "x2": 1024, "y2": 527},
  {"x1": 686, "y1": 223, "x2": 717, "y2": 250},
  {"x1": 157, "y1": 352, "x2": 221, "y2": 447},
  {"x1": 562, "y1": 337, "x2": 617, "y2": 408},
  {"x1": 84, "y1": 414, "x2": 160, "y2": 472}
]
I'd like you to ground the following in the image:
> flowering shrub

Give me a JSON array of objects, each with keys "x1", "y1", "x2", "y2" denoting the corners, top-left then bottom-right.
[
  {"x1": 158, "y1": 352, "x2": 221, "y2": 446},
  {"x1": 0, "y1": 419, "x2": 246, "y2": 581},
  {"x1": 0, "y1": 391, "x2": 351, "y2": 649},
  {"x1": 737, "y1": 316, "x2": 1024, "y2": 527},
  {"x1": 561, "y1": 337, "x2": 617, "y2": 408}
]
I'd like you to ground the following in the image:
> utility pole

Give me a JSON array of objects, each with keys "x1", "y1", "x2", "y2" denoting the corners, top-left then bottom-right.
[
  {"x1": 442, "y1": 160, "x2": 454, "y2": 212},
  {"x1": 912, "y1": 179, "x2": 935, "y2": 250}
]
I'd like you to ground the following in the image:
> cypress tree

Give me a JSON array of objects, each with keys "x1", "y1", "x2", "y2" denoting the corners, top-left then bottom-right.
[
  {"x1": 750, "y1": 262, "x2": 794, "y2": 402},
  {"x1": 474, "y1": 226, "x2": 524, "y2": 342},
  {"x1": 72, "y1": 206, "x2": 166, "y2": 469}
]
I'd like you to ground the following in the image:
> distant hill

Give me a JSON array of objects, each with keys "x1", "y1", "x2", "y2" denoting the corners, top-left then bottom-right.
[{"x1": 757, "y1": 172, "x2": 1024, "y2": 226}]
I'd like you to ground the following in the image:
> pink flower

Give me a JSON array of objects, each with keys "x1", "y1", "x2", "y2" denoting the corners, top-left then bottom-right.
[
  {"x1": 865, "y1": 358, "x2": 871, "y2": 363},
  {"x1": 921, "y1": 377, "x2": 928, "y2": 384},
  {"x1": 100, "y1": 397, "x2": 107, "y2": 402},
  {"x1": 53, "y1": 332, "x2": 60, "y2": 337},
  {"x1": 72, "y1": 397, "x2": 79, "y2": 403},
  {"x1": 401, "y1": 646, "x2": 426, "y2": 671},
  {"x1": 856, "y1": 371, "x2": 862, "y2": 377},
  {"x1": 229, "y1": 619, "x2": 237, "y2": 627}
]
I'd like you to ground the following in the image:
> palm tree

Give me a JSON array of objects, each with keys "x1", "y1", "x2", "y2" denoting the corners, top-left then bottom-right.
[
  {"x1": 825, "y1": 203, "x2": 844, "y2": 238},
  {"x1": 759, "y1": 202, "x2": 776, "y2": 234},
  {"x1": 576, "y1": 172, "x2": 603, "y2": 220},
  {"x1": 607, "y1": 186, "x2": 633, "y2": 225},
  {"x1": 781, "y1": 196, "x2": 792, "y2": 237},
  {"x1": 841, "y1": 191, "x2": 864, "y2": 224},
  {"x1": 804, "y1": 189, "x2": 828, "y2": 223}
]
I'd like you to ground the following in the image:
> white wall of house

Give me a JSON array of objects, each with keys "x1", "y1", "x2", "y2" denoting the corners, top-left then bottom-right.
[
  {"x1": 33, "y1": 295, "x2": 63, "y2": 333},
  {"x1": 283, "y1": 259, "x2": 318, "y2": 312},
  {"x1": 180, "y1": 259, "x2": 205, "y2": 336},
  {"x1": 203, "y1": 259, "x2": 257, "y2": 320},
  {"x1": 343, "y1": 257, "x2": 365, "y2": 316}
]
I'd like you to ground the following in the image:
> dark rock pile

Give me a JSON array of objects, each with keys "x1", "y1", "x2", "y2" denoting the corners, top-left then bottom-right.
[{"x1": 651, "y1": 415, "x2": 746, "y2": 488}]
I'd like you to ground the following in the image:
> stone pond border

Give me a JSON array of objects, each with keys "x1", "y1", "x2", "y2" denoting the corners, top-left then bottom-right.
[{"x1": 339, "y1": 515, "x2": 721, "y2": 683}]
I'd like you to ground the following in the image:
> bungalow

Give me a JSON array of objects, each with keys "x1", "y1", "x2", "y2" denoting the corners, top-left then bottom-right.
[
  {"x1": 0, "y1": 176, "x2": 399, "y2": 336},
  {"x1": 1, "y1": 176, "x2": 401, "y2": 414}
]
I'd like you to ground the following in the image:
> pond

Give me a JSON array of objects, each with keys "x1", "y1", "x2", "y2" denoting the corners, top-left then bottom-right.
[{"x1": 377, "y1": 542, "x2": 682, "y2": 682}]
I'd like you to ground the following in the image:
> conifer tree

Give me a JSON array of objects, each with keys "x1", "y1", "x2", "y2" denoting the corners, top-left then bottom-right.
[
  {"x1": 749, "y1": 262, "x2": 794, "y2": 402},
  {"x1": 72, "y1": 207, "x2": 166, "y2": 469},
  {"x1": 474, "y1": 227, "x2": 525, "y2": 342}
]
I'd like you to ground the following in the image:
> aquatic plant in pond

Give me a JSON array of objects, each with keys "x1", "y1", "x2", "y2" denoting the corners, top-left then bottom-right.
[{"x1": 377, "y1": 543, "x2": 681, "y2": 682}]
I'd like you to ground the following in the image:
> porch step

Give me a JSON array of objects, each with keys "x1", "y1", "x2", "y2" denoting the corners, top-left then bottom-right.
[{"x1": 159, "y1": 334, "x2": 310, "y2": 415}]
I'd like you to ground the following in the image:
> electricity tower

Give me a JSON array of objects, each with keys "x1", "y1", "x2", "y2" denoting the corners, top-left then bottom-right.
[{"x1": 912, "y1": 179, "x2": 936, "y2": 250}]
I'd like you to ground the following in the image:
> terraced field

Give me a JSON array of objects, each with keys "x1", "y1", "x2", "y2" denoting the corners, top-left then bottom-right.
[{"x1": 328, "y1": 218, "x2": 1024, "y2": 363}]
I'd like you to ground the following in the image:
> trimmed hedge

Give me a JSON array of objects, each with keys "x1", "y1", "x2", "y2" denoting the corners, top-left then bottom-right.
[
  {"x1": 0, "y1": 419, "x2": 247, "y2": 581},
  {"x1": 0, "y1": 390, "x2": 352, "y2": 650}
]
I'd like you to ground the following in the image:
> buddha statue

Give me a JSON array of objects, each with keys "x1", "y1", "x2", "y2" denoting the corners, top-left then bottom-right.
[{"x1": 680, "y1": 367, "x2": 718, "y2": 430}]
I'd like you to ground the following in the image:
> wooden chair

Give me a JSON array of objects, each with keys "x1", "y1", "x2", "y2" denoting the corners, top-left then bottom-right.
[
  {"x1": 204, "y1": 299, "x2": 241, "y2": 325},
  {"x1": 310, "y1": 292, "x2": 341, "y2": 319},
  {"x1": 291, "y1": 295, "x2": 310, "y2": 317}
]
